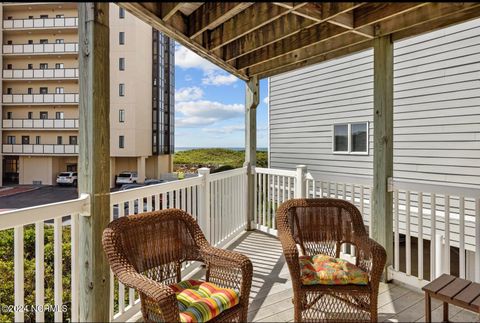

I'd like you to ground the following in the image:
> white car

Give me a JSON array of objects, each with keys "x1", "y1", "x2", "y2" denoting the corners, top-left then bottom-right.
[
  {"x1": 116, "y1": 171, "x2": 138, "y2": 186},
  {"x1": 56, "y1": 172, "x2": 78, "y2": 187}
]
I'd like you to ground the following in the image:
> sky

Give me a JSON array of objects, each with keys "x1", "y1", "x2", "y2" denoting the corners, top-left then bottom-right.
[{"x1": 174, "y1": 44, "x2": 269, "y2": 149}]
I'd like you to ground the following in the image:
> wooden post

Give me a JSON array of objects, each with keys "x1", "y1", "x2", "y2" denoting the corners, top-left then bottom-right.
[
  {"x1": 244, "y1": 76, "x2": 259, "y2": 231},
  {"x1": 295, "y1": 165, "x2": 307, "y2": 198},
  {"x1": 198, "y1": 167, "x2": 211, "y2": 241},
  {"x1": 78, "y1": 3, "x2": 111, "y2": 321},
  {"x1": 372, "y1": 35, "x2": 394, "y2": 276}
]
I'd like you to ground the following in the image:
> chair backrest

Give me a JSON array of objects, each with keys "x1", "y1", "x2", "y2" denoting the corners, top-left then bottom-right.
[
  {"x1": 103, "y1": 209, "x2": 207, "y2": 285},
  {"x1": 276, "y1": 198, "x2": 368, "y2": 258}
]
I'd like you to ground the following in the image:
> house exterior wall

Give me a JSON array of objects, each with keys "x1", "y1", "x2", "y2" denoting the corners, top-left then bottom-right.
[{"x1": 269, "y1": 18, "x2": 480, "y2": 188}]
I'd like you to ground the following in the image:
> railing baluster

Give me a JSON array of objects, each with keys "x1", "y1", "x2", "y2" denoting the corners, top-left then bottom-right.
[
  {"x1": 54, "y1": 217, "x2": 63, "y2": 322},
  {"x1": 406, "y1": 190, "x2": 411, "y2": 276},
  {"x1": 71, "y1": 214, "x2": 80, "y2": 322},
  {"x1": 35, "y1": 221, "x2": 45, "y2": 322},
  {"x1": 360, "y1": 185, "x2": 365, "y2": 217},
  {"x1": 287, "y1": 176, "x2": 292, "y2": 200},
  {"x1": 14, "y1": 226, "x2": 24, "y2": 322},
  {"x1": 444, "y1": 195, "x2": 450, "y2": 274},
  {"x1": 254, "y1": 172, "x2": 258, "y2": 226},
  {"x1": 418, "y1": 192, "x2": 424, "y2": 280},
  {"x1": 476, "y1": 197, "x2": 480, "y2": 283},
  {"x1": 459, "y1": 196, "x2": 465, "y2": 278},
  {"x1": 262, "y1": 173, "x2": 267, "y2": 227},
  {"x1": 394, "y1": 190, "x2": 400, "y2": 272},
  {"x1": 431, "y1": 193, "x2": 437, "y2": 280},
  {"x1": 282, "y1": 176, "x2": 286, "y2": 202}
]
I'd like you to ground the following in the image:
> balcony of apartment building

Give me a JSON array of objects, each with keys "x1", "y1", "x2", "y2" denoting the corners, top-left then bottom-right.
[
  {"x1": 2, "y1": 92, "x2": 79, "y2": 105},
  {"x1": 2, "y1": 41, "x2": 78, "y2": 55},
  {"x1": 1, "y1": 3, "x2": 480, "y2": 323},
  {"x1": 2, "y1": 16, "x2": 78, "y2": 30},
  {"x1": 3, "y1": 67, "x2": 79, "y2": 80},
  {"x1": 2, "y1": 118, "x2": 79, "y2": 130},
  {"x1": 2, "y1": 143, "x2": 78, "y2": 155}
]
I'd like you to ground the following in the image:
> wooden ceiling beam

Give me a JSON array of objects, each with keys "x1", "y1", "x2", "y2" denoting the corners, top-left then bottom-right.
[
  {"x1": 204, "y1": 2, "x2": 307, "y2": 51},
  {"x1": 160, "y1": 2, "x2": 185, "y2": 21},
  {"x1": 188, "y1": 2, "x2": 253, "y2": 39},
  {"x1": 118, "y1": 2, "x2": 248, "y2": 81},
  {"x1": 235, "y1": 23, "x2": 349, "y2": 70},
  {"x1": 245, "y1": 32, "x2": 369, "y2": 77}
]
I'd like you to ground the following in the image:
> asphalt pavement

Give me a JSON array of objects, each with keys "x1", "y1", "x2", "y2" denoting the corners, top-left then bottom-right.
[{"x1": 0, "y1": 185, "x2": 78, "y2": 210}]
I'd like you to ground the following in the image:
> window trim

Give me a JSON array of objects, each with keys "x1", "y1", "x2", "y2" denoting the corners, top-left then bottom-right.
[
  {"x1": 119, "y1": 135, "x2": 125, "y2": 149},
  {"x1": 119, "y1": 109, "x2": 125, "y2": 123},
  {"x1": 332, "y1": 122, "x2": 369, "y2": 155}
]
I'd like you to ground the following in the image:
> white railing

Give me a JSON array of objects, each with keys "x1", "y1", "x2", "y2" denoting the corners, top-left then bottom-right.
[
  {"x1": 3, "y1": 119, "x2": 79, "y2": 129},
  {"x1": 109, "y1": 167, "x2": 248, "y2": 322},
  {"x1": 3, "y1": 43, "x2": 78, "y2": 55},
  {"x1": 3, "y1": 17, "x2": 78, "y2": 29},
  {"x1": 2, "y1": 93, "x2": 79, "y2": 104},
  {"x1": 3, "y1": 68, "x2": 79, "y2": 79},
  {"x1": 0, "y1": 194, "x2": 90, "y2": 322},
  {"x1": 2, "y1": 144, "x2": 79, "y2": 154}
]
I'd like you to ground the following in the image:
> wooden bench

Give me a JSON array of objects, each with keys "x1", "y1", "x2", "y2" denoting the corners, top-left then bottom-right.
[{"x1": 422, "y1": 274, "x2": 480, "y2": 322}]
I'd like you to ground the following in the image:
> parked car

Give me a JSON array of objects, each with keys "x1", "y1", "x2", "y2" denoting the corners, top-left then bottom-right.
[
  {"x1": 56, "y1": 172, "x2": 78, "y2": 187},
  {"x1": 116, "y1": 171, "x2": 138, "y2": 186}
]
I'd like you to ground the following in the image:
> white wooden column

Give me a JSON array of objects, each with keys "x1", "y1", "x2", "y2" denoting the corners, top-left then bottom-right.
[
  {"x1": 244, "y1": 76, "x2": 259, "y2": 230},
  {"x1": 78, "y1": 3, "x2": 111, "y2": 321},
  {"x1": 372, "y1": 35, "x2": 394, "y2": 273}
]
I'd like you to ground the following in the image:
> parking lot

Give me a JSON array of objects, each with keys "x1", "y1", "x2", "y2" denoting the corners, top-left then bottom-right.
[{"x1": 0, "y1": 185, "x2": 78, "y2": 210}]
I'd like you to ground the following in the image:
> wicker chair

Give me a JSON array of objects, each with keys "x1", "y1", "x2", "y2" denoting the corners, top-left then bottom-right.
[
  {"x1": 276, "y1": 198, "x2": 387, "y2": 322},
  {"x1": 102, "y1": 208, "x2": 253, "y2": 322}
]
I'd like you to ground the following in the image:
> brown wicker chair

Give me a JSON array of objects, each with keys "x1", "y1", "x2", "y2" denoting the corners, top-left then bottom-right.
[
  {"x1": 102, "y1": 208, "x2": 253, "y2": 322},
  {"x1": 276, "y1": 198, "x2": 387, "y2": 323}
]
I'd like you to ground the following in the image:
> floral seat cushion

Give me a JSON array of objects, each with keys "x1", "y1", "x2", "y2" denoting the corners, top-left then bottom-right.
[
  {"x1": 169, "y1": 279, "x2": 240, "y2": 323},
  {"x1": 299, "y1": 254, "x2": 369, "y2": 285}
]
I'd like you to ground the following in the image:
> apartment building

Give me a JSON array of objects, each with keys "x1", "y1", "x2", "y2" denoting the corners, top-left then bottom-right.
[{"x1": 0, "y1": 2, "x2": 174, "y2": 187}]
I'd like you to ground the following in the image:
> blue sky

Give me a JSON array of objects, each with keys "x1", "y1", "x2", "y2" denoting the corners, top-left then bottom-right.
[{"x1": 174, "y1": 44, "x2": 269, "y2": 148}]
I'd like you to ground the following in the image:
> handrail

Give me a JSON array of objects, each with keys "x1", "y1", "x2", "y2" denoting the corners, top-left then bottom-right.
[
  {"x1": 3, "y1": 42, "x2": 79, "y2": 54},
  {"x1": 3, "y1": 118, "x2": 79, "y2": 129},
  {"x1": 2, "y1": 93, "x2": 80, "y2": 104},
  {"x1": 393, "y1": 178, "x2": 480, "y2": 199},
  {"x1": 3, "y1": 68, "x2": 79, "y2": 79},
  {"x1": 3, "y1": 17, "x2": 78, "y2": 29},
  {"x1": 254, "y1": 167, "x2": 296, "y2": 177},
  {"x1": 0, "y1": 194, "x2": 89, "y2": 230},
  {"x1": 2, "y1": 144, "x2": 79, "y2": 154}
]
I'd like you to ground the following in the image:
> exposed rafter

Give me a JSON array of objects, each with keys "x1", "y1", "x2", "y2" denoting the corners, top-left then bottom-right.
[{"x1": 160, "y1": 2, "x2": 184, "y2": 21}]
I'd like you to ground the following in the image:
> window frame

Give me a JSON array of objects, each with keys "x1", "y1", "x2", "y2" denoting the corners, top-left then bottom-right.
[
  {"x1": 119, "y1": 7, "x2": 125, "y2": 19},
  {"x1": 119, "y1": 135, "x2": 125, "y2": 149},
  {"x1": 332, "y1": 122, "x2": 369, "y2": 155},
  {"x1": 119, "y1": 83, "x2": 125, "y2": 96},
  {"x1": 119, "y1": 32, "x2": 125, "y2": 45},
  {"x1": 119, "y1": 109, "x2": 125, "y2": 123},
  {"x1": 119, "y1": 57, "x2": 125, "y2": 71}
]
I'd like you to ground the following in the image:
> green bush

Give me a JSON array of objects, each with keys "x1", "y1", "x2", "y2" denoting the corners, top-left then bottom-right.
[{"x1": 174, "y1": 148, "x2": 268, "y2": 169}]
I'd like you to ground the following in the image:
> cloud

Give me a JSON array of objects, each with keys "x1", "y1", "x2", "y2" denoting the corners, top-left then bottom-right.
[
  {"x1": 203, "y1": 124, "x2": 245, "y2": 134},
  {"x1": 263, "y1": 96, "x2": 269, "y2": 105},
  {"x1": 175, "y1": 44, "x2": 238, "y2": 87},
  {"x1": 176, "y1": 100, "x2": 244, "y2": 127},
  {"x1": 175, "y1": 86, "x2": 204, "y2": 102},
  {"x1": 202, "y1": 71, "x2": 238, "y2": 86}
]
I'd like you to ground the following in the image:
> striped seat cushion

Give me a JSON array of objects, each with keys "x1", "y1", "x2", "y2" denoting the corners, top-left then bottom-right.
[
  {"x1": 299, "y1": 254, "x2": 369, "y2": 285},
  {"x1": 169, "y1": 279, "x2": 240, "y2": 322}
]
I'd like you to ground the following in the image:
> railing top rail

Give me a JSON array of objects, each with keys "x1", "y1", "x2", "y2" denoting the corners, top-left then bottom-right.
[
  {"x1": 254, "y1": 167, "x2": 296, "y2": 177},
  {"x1": 3, "y1": 67, "x2": 78, "y2": 71},
  {"x1": 110, "y1": 176, "x2": 203, "y2": 204},
  {"x1": 208, "y1": 167, "x2": 247, "y2": 181},
  {"x1": 5, "y1": 16, "x2": 78, "y2": 21},
  {"x1": 3, "y1": 42, "x2": 79, "y2": 45},
  {"x1": 393, "y1": 178, "x2": 480, "y2": 199},
  {"x1": 4, "y1": 118, "x2": 78, "y2": 120},
  {"x1": 0, "y1": 194, "x2": 88, "y2": 230},
  {"x1": 306, "y1": 171, "x2": 373, "y2": 187}
]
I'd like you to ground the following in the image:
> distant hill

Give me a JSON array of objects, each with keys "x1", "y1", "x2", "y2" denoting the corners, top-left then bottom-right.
[{"x1": 173, "y1": 148, "x2": 268, "y2": 171}]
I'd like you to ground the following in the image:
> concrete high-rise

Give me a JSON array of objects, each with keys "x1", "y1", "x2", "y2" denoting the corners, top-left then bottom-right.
[{"x1": 0, "y1": 3, "x2": 175, "y2": 187}]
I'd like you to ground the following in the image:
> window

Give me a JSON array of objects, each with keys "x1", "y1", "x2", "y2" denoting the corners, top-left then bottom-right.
[
  {"x1": 40, "y1": 14, "x2": 48, "y2": 19},
  {"x1": 119, "y1": 83, "x2": 125, "y2": 96},
  {"x1": 332, "y1": 122, "x2": 369, "y2": 154},
  {"x1": 22, "y1": 136, "x2": 30, "y2": 144},
  {"x1": 27, "y1": 88, "x2": 33, "y2": 94},
  {"x1": 28, "y1": 16, "x2": 33, "y2": 19},
  {"x1": 56, "y1": 112, "x2": 64, "y2": 119},
  {"x1": 55, "y1": 87, "x2": 64, "y2": 94},
  {"x1": 40, "y1": 87, "x2": 48, "y2": 94},
  {"x1": 55, "y1": 63, "x2": 64, "y2": 69},
  {"x1": 39, "y1": 39, "x2": 48, "y2": 44},
  {"x1": 28, "y1": 40, "x2": 33, "y2": 44},
  {"x1": 40, "y1": 111, "x2": 48, "y2": 119},
  {"x1": 119, "y1": 109, "x2": 125, "y2": 123},
  {"x1": 40, "y1": 63, "x2": 48, "y2": 69},
  {"x1": 7, "y1": 112, "x2": 12, "y2": 119},
  {"x1": 7, "y1": 136, "x2": 16, "y2": 144},
  {"x1": 27, "y1": 64, "x2": 33, "y2": 70},
  {"x1": 69, "y1": 136, "x2": 77, "y2": 145},
  {"x1": 55, "y1": 39, "x2": 64, "y2": 44},
  {"x1": 7, "y1": 16, "x2": 12, "y2": 20},
  {"x1": 56, "y1": 14, "x2": 64, "y2": 18},
  {"x1": 119, "y1": 7, "x2": 125, "y2": 18},
  {"x1": 119, "y1": 135, "x2": 125, "y2": 148},
  {"x1": 119, "y1": 57, "x2": 125, "y2": 71},
  {"x1": 7, "y1": 40, "x2": 12, "y2": 45},
  {"x1": 119, "y1": 32, "x2": 125, "y2": 45},
  {"x1": 7, "y1": 64, "x2": 12, "y2": 70},
  {"x1": 28, "y1": 112, "x2": 33, "y2": 119},
  {"x1": 7, "y1": 88, "x2": 12, "y2": 94},
  {"x1": 36, "y1": 136, "x2": 41, "y2": 144},
  {"x1": 57, "y1": 136, "x2": 63, "y2": 145}
]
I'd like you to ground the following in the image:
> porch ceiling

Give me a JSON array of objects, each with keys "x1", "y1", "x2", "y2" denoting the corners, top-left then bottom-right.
[{"x1": 118, "y1": 2, "x2": 480, "y2": 80}]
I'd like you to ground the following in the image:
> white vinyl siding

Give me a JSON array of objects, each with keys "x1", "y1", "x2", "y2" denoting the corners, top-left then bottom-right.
[{"x1": 269, "y1": 18, "x2": 480, "y2": 188}]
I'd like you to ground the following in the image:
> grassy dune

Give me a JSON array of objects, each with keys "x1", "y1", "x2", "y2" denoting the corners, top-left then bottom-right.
[{"x1": 174, "y1": 148, "x2": 268, "y2": 169}]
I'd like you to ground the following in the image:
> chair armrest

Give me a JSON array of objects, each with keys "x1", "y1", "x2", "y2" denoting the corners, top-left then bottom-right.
[
  {"x1": 200, "y1": 246, "x2": 253, "y2": 299},
  {"x1": 278, "y1": 231, "x2": 301, "y2": 283},
  {"x1": 117, "y1": 270, "x2": 179, "y2": 322},
  {"x1": 354, "y1": 236, "x2": 387, "y2": 289}
]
